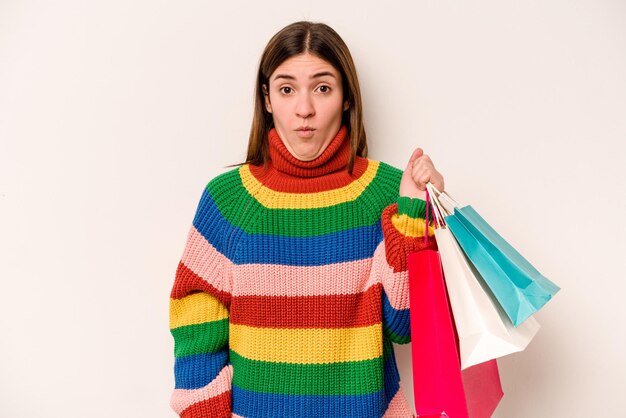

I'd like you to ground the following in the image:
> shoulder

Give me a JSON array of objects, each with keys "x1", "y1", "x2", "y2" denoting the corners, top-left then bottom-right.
[
  {"x1": 194, "y1": 165, "x2": 244, "y2": 215},
  {"x1": 366, "y1": 158, "x2": 403, "y2": 191},
  {"x1": 371, "y1": 159, "x2": 403, "y2": 178},
  {"x1": 352, "y1": 158, "x2": 402, "y2": 211},
  {"x1": 205, "y1": 165, "x2": 243, "y2": 195}
]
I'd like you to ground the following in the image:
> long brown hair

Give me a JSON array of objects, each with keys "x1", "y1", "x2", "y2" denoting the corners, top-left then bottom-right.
[{"x1": 226, "y1": 21, "x2": 368, "y2": 175}]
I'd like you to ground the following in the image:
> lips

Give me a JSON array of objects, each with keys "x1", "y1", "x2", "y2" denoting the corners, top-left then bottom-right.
[
  {"x1": 295, "y1": 127, "x2": 316, "y2": 138},
  {"x1": 296, "y1": 126, "x2": 315, "y2": 131}
]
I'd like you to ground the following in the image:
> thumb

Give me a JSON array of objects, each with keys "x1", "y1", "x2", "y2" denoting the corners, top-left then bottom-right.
[{"x1": 405, "y1": 147, "x2": 423, "y2": 171}]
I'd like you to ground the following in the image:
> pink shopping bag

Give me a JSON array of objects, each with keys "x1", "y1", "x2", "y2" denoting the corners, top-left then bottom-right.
[
  {"x1": 462, "y1": 359, "x2": 503, "y2": 418},
  {"x1": 409, "y1": 248, "x2": 504, "y2": 417},
  {"x1": 408, "y1": 248, "x2": 469, "y2": 418},
  {"x1": 408, "y1": 189, "x2": 503, "y2": 417}
]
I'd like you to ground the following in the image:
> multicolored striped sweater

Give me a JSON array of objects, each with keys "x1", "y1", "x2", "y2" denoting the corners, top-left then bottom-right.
[{"x1": 169, "y1": 125, "x2": 436, "y2": 417}]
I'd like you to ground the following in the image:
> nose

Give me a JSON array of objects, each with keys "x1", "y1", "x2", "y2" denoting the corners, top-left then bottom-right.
[{"x1": 295, "y1": 92, "x2": 315, "y2": 119}]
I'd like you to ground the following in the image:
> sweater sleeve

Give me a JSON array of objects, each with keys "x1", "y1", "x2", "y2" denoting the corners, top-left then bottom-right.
[
  {"x1": 169, "y1": 185, "x2": 234, "y2": 418},
  {"x1": 374, "y1": 196, "x2": 437, "y2": 345}
]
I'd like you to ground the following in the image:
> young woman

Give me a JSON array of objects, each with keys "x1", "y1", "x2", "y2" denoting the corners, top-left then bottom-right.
[{"x1": 169, "y1": 21, "x2": 445, "y2": 418}]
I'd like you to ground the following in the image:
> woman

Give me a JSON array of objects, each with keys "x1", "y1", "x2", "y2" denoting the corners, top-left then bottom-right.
[{"x1": 169, "y1": 21, "x2": 445, "y2": 418}]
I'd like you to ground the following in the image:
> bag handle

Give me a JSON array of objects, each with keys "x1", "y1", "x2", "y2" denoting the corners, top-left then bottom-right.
[
  {"x1": 424, "y1": 188, "x2": 431, "y2": 245},
  {"x1": 426, "y1": 182, "x2": 461, "y2": 215},
  {"x1": 426, "y1": 183, "x2": 448, "y2": 228},
  {"x1": 427, "y1": 182, "x2": 461, "y2": 211},
  {"x1": 425, "y1": 183, "x2": 440, "y2": 226}
]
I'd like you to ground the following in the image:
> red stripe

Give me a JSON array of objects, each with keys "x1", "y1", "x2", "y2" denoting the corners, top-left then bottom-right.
[
  {"x1": 248, "y1": 156, "x2": 370, "y2": 193},
  {"x1": 170, "y1": 261, "x2": 231, "y2": 307},
  {"x1": 381, "y1": 203, "x2": 438, "y2": 272},
  {"x1": 180, "y1": 390, "x2": 231, "y2": 418},
  {"x1": 230, "y1": 283, "x2": 382, "y2": 328}
]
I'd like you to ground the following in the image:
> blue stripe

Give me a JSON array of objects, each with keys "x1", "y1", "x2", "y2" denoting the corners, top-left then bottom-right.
[
  {"x1": 382, "y1": 290, "x2": 411, "y2": 339},
  {"x1": 229, "y1": 344, "x2": 404, "y2": 417},
  {"x1": 232, "y1": 385, "x2": 384, "y2": 417},
  {"x1": 174, "y1": 351, "x2": 229, "y2": 389},
  {"x1": 193, "y1": 190, "x2": 384, "y2": 266}
]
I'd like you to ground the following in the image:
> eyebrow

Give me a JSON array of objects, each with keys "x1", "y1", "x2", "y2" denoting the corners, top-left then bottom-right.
[{"x1": 272, "y1": 71, "x2": 337, "y2": 81}]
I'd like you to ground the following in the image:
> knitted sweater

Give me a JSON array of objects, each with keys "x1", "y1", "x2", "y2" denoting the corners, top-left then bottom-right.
[{"x1": 169, "y1": 124, "x2": 437, "y2": 418}]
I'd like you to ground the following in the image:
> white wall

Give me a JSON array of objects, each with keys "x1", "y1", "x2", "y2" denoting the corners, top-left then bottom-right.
[{"x1": 1, "y1": 1, "x2": 624, "y2": 417}]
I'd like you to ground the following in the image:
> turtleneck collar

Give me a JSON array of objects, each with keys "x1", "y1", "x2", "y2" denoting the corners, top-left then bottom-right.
[
  {"x1": 267, "y1": 124, "x2": 350, "y2": 178},
  {"x1": 247, "y1": 124, "x2": 371, "y2": 194}
]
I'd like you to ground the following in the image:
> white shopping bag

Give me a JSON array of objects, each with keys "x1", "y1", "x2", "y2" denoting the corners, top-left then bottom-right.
[{"x1": 427, "y1": 183, "x2": 541, "y2": 369}]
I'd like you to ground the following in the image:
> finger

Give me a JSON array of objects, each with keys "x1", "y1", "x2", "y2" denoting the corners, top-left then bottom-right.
[
  {"x1": 412, "y1": 168, "x2": 431, "y2": 191},
  {"x1": 411, "y1": 163, "x2": 432, "y2": 180},
  {"x1": 405, "y1": 148, "x2": 424, "y2": 170},
  {"x1": 416, "y1": 170, "x2": 439, "y2": 190},
  {"x1": 410, "y1": 148, "x2": 423, "y2": 162},
  {"x1": 412, "y1": 155, "x2": 434, "y2": 170},
  {"x1": 419, "y1": 173, "x2": 432, "y2": 190},
  {"x1": 413, "y1": 158, "x2": 443, "y2": 191},
  {"x1": 432, "y1": 174, "x2": 445, "y2": 192}
]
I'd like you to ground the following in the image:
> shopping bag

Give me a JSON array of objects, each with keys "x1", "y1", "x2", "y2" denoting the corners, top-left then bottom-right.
[
  {"x1": 441, "y1": 232, "x2": 504, "y2": 418},
  {"x1": 462, "y1": 359, "x2": 504, "y2": 418},
  {"x1": 426, "y1": 184, "x2": 541, "y2": 368},
  {"x1": 432, "y1": 185, "x2": 560, "y2": 326},
  {"x1": 443, "y1": 252, "x2": 504, "y2": 418},
  {"x1": 409, "y1": 248, "x2": 469, "y2": 417}
]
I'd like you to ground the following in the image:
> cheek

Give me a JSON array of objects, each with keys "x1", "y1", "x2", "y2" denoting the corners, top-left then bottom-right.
[
  {"x1": 270, "y1": 95, "x2": 289, "y2": 113},
  {"x1": 269, "y1": 101, "x2": 290, "y2": 120},
  {"x1": 318, "y1": 98, "x2": 344, "y2": 116}
]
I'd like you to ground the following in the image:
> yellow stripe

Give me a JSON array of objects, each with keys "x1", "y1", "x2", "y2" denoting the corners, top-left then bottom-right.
[
  {"x1": 239, "y1": 160, "x2": 380, "y2": 209},
  {"x1": 230, "y1": 323, "x2": 382, "y2": 363},
  {"x1": 391, "y1": 214, "x2": 436, "y2": 238},
  {"x1": 169, "y1": 293, "x2": 229, "y2": 329}
]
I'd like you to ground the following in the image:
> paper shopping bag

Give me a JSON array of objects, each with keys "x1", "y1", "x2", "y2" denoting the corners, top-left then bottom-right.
[
  {"x1": 435, "y1": 191, "x2": 560, "y2": 326},
  {"x1": 462, "y1": 359, "x2": 504, "y2": 418},
  {"x1": 426, "y1": 183, "x2": 540, "y2": 367},
  {"x1": 409, "y1": 249, "x2": 469, "y2": 418},
  {"x1": 435, "y1": 225, "x2": 541, "y2": 368}
]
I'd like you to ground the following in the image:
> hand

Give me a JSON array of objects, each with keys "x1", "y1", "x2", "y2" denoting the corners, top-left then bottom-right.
[{"x1": 399, "y1": 148, "x2": 445, "y2": 199}]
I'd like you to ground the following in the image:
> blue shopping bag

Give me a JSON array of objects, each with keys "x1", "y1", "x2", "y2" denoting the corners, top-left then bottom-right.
[{"x1": 434, "y1": 187, "x2": 560, "y2": 327}]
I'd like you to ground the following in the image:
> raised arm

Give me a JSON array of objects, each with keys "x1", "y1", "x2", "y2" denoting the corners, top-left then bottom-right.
[{"x1": 375, "y1": 147, "x2": 444, "y2": 344}]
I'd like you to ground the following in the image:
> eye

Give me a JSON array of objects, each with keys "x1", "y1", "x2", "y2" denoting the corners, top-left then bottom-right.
[
  {"x1": 279, "y1": 86, "x2": 293, "y2": 94},
  {"x1": 318, "y1": 85, "x2": 331, "y2": 93}
]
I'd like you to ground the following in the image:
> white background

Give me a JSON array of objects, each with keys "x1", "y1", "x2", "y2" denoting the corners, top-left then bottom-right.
[{"x1": 1, "y1": 1, "x2": 625, "y2": 417}]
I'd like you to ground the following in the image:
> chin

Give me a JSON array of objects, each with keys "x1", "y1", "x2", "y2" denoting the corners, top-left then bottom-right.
[
  {"x1": 295, "y1": 147, "x2": 322, "y2": 160},
  {"x1": 293, "y1": 153, "x2": 317, "y2": 161}
]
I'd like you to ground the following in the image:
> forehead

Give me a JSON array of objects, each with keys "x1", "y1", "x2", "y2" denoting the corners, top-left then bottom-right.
[{"x1": 271, "y1": 53, "x2": 340, "y2": 81}]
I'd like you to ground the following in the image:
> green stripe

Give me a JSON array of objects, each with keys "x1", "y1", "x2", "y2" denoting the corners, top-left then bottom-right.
[
  {"x1": 208, "y1": 162, "x2": 403, "y2": 236},
  {"x1": 397, "y1": 196, "x2": 427, "y2": 218},
  {"x1": 230, "y1": 349, "x2": 384, "y2": 395},
  {"x1": 171, "y1": 319, "x2": 229, "y2": 357},
  {"x1": 383, "y1": 323, "x2": 411, "y2": 344},
  {"x1": 382, "y1": 335, "x2": 395, "y2": 359}
]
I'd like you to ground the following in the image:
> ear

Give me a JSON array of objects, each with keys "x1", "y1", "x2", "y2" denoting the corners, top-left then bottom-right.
[
  {"x1": 343, "y1": 100, "x2": 350, "y2": 112},
  {"x1": 262, "y1": 84, "x2": 272, "y2": 113}
]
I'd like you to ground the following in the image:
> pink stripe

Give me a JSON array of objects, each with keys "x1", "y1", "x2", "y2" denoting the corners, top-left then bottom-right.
[
  {"x1": 182, "y1": 226, "x2": 408, "y2": 309},
  {"x1": 170, "y1": 365, "x2": 233, "y2": 414},
  {"x1": 383, "y1": 381, "x2": 415, "y2": 417},
  {"x1": 372, "y1": 242, "x2": 411, "y2": 310},
  {"x1": 232, "y1": 415, "x2": 245, "y2": 418},
  {"x1": 181, "y1": 226, "x2": 232, "y2": 294},
  {"x1": 232, "y1": 256, "x2": 379, "y2": 297},
  {"x1": 230, "y1": 240, "x2": 409, "y2": 309}
]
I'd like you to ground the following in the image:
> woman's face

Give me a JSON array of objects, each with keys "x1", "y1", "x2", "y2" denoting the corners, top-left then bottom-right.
[{"x1": 263, "y1": 52, "x2": 349, "y2": 161}]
